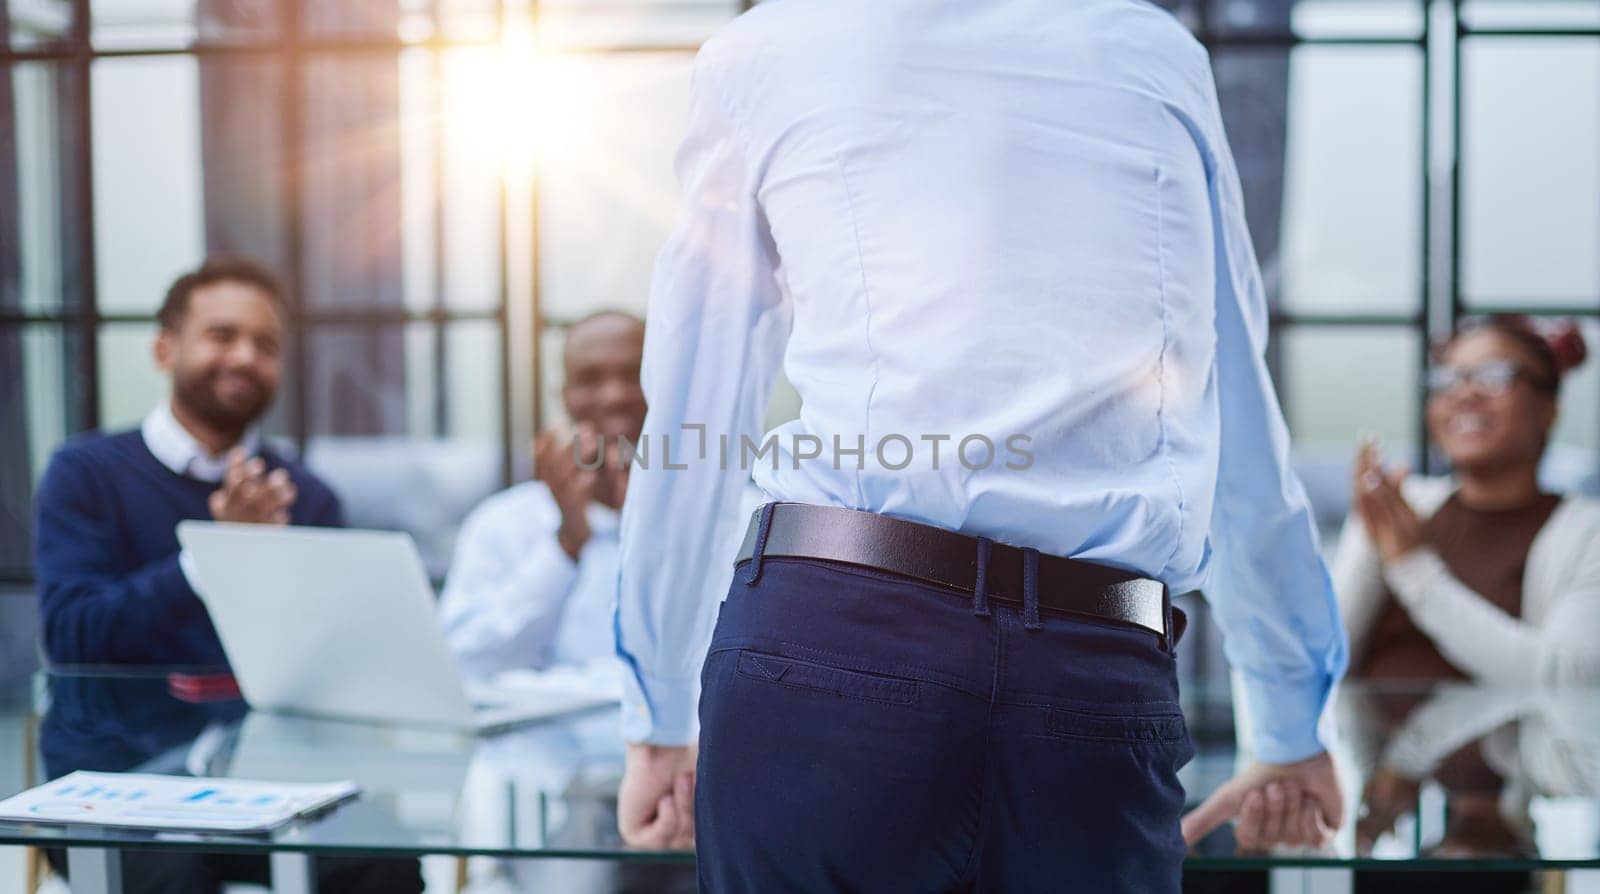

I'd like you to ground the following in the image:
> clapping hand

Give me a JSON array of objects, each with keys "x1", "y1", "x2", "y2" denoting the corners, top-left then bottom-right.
[
  {"x1": 535, "y1": 423, "x2": 604, "y2": 560},
  {"x1": 208, "y1": 449, "x2": 295, "y2": 525},
  {"x1": 1352, "y1": 438, "x2": 1424, "y2": 565}
]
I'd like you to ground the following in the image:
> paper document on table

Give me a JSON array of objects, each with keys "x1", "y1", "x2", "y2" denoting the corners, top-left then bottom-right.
[{"x1": 0, "y1": 771, "x2": 359, "y2": 833}]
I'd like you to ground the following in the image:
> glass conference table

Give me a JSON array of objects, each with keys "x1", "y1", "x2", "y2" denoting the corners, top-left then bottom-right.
[{"x1": 2, "y1": 666, "x2": 1598, "y2": 894}]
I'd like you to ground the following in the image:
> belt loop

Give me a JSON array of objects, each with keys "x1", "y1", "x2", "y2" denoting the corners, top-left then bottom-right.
[
  {"x1": 1021, "y1": 547, "x2": 1043, "y2": 631},
  {"x1": 742, "y1": 503, "x2": 776, "y2": 587},
  {"x1": 972, "y1": 537, "x2": 993, "y2": 618},
  {"x1": 1162, "y1": 587, "x2": 1175, "y2": 655}
]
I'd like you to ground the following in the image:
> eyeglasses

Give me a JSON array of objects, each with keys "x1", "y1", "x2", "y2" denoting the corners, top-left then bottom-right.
[{"x1": 1425, "y1": 359, "x2": 1539, "y2": 396}]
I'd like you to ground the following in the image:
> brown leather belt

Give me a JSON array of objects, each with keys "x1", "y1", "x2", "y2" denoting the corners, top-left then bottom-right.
[{"x1": 734, "y1": 502, "x2": 1175, "y2": 640}]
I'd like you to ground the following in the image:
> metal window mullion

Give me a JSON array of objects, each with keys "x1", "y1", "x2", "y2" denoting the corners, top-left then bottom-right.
[
  {"x1": 432, "y1": 308, "x2": 448, "y2": 438},
  {"x1": 1267, "y1": 313, "x2": 1426, "y2": 329},
  {"x1": 1446, "y1": 0, "x2": 1465, "y2": 367},
  {"x1": 1417, "y1": 0, "x2": 1436, "y2": 475},
  {"x1": 431, "y1": 37, "x2": 448, "y2": 440},
  {"x1": 0, "y1": 309, "x2": 502, "y2": 325},
  {"x1": 2, "y1": 39, "x2": 705, "y2": 64},
  {"x1": 69, "y1": 0, "x2": 98, "y2": 434},
  {"x1": 1449, "y1": 1, "x2": 1464, "y2": 330},
  {"x1": 496, "y1": 0, "x2": 514, "y2": 488},
  {"x1": 1462, "y1": 27, "x2": 1600, "y2": 38},
  {"x1": 283, "y1": 0, "x2": 308, "y2": 453},
  {"x1": 1438, "y1": 0, "x2": 1464, "y2": 476},
  {"x1": 529, "y1": 0, "x2": 545, "y2": 438},
  {"x1": 1208, "y1": 34, "x2": 1425, "y2": 49},
  {"x1": 1464, "y1": 304, "x2": 1600, "y2": 319}
]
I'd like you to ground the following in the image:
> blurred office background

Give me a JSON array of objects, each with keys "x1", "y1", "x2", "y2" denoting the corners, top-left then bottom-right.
[{"x1": 0, "y1": 0, "x2": 1597, "y2": 691}]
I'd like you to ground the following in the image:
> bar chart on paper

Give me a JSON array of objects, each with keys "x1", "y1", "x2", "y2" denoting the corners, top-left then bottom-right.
[{"x1": 0, "y1": 771, "x2": 359, "y2": 833}]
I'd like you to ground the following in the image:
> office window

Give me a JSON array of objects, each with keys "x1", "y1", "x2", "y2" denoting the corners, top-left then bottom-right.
[
  {"x1": 92, "y1": 56, "x2": 211, "y2": 313},
  {"x1": 7, "y1": 0, "x2": 72, "y2": 49},
  {"x1": 538, "y1": 52, "x2": 691, "y2": 325},
  {"x1": 3, "y1": 0, "x2": 1599, "y2": 586},
  {"x1": 1460, "y1": 38, "x2": 1600, "y2": 309},
  {"x1": 95, "y1": 322, "x2": 167, "y2": 431},
  {"x1": 1283, "y1": 327, "x2": 1423, "y2": 452},
  {"x1": 1549, "y1": 320, "x2": 1600, "y2": 483},
  {"x1": 0, "y1": 326, "x2": 84, "y2": 572},
  {"x1": 1289, "y1": 0, "x2": 1427, "y2": 39},
  {"x1": 1460, "y1": 0, "x2": 1600, "y2": 30},
  {"x1": 88, "y1": 0, "x2": 282, "y2": 49},
  {"x1": 9, "y1": 60, "x2": 83, "y2": 313},
  {"x1": 434, "y1": 46, "x2": 509, "y2": 314},
  {"x1": 297, "y1": 0, "x2": 500, "y2": 42},
  {"x1": 1280, "y1": 46, "x2": 1424, "y2": 316}
]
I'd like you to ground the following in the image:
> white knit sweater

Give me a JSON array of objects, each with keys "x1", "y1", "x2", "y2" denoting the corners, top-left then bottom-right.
[{"x1": 1333, "y1": 476, "x2": 1600, "y2": 684}]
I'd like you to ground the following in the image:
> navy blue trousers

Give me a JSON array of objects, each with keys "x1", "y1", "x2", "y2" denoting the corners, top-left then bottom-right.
[{"x1": 696, "y1": 552, "x2": 1195, "y2": 893}]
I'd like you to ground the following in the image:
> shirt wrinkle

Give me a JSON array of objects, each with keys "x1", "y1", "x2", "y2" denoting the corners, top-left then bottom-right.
[{"x1": 834, "y1": 148, "x2": 883, "y2": 509}]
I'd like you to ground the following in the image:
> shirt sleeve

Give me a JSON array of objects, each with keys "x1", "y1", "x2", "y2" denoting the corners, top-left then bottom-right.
[
  {"x1": 1331, "y1": 508, "x2": 1388, "y2": 670},
  {"x1": 614, "y1": 46, "x2": 790, "y2": 745},
  {"x1": 1379, "y1": 686, "x2": 1531, "y2": 778},
  {"x1": 1384, "y1": 542, "x2": 1600, "y2": 684},
  {"x1": 439, "y1": 493, "x2": 582, "y2": 678},
  {"x1": 34, "y1": 448, "x2": 210, "y2": 664},
  {"x1": 1197, "y1": 81, "x2": 1349, "y2": 765}
]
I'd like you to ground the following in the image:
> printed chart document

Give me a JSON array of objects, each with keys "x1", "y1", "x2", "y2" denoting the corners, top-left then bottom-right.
[{"x1": 0, "y1": 771, "x2": 360, "y2": 833}]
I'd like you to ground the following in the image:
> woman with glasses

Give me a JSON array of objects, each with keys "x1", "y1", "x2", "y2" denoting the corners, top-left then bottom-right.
[
  {"x1": 1330, "y1": 316, "x2": 1599, "y2": 887},
  {"x1": 1335, "y1": 315, "x2": 1597, "y2": 685}
]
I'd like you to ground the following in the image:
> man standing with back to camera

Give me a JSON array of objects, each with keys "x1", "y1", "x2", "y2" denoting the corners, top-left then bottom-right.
[{"x1": 614, "y1": 0, "x2": 1348, "y2": 889}]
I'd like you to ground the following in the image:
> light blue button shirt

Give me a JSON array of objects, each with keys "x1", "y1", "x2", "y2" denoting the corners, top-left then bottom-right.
[{"x1": 616, "y1": 0, "x2": 1347, "y2": 764}]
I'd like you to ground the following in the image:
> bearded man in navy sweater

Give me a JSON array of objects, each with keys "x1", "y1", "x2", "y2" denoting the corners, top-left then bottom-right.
[
  {"x1": 33, "y1": 257, "x2": 423, "y2": 893},
  {"x1": 35, "y1": 257, "x2": 343, "y2": 667}
]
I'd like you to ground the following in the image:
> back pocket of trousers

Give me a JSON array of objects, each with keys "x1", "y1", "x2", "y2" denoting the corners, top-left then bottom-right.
[
  {"x1": 1047, "y1": 706, "x2": 1186, "y2": 744},
  {"x1": 734, "y1": 650, "x2": 919, "y2": 706}
]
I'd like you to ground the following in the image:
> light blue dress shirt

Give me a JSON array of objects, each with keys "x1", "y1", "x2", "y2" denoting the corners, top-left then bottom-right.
[{"x1": 616, "y1": 0, "x2": 1348, "y2": 764}]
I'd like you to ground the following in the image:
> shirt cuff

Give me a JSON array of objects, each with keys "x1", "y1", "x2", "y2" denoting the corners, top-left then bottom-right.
[
  {"x1": 619, "y1": 667, "x2": 700, "y2": 746},
  {"x1": 1238, "y1": 669, "x2": 1336, "y2": 765},
  {"x1": 1382, "y1": 547, "x2": 1448, "y2": 609}
]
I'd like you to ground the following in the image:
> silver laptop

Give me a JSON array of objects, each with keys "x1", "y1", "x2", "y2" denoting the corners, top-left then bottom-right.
[{"x1": 176, "y1": 521, "x2": 617, "y2": 733}]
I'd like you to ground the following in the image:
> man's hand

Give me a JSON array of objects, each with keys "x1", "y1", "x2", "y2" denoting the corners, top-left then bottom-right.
[
  {"x1": 534, "y1": 424, "x2": 602, "y2": 560},
  {"x1": 208, "y1": 449, "x2": 295, "y2": 525},
  {"x1": 1352, "y1": 439, "x2": 1425, "y2": 565},
  {"x1": 1182, "y1": 751, "x2": 1343, "y2": 850},
  {"x1": 618, "y1": 742, "x2": 697, "y2": 850}
]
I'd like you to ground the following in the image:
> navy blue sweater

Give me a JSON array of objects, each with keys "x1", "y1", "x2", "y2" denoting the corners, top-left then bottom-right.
[{"x1": 33, "y1": 430, "x2": 344, "y2": 666}]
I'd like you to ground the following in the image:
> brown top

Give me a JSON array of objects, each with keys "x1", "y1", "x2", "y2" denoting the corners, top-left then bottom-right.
[{"x1": 1357, "y1": 491, "x2": 1563, "y2": 681}]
